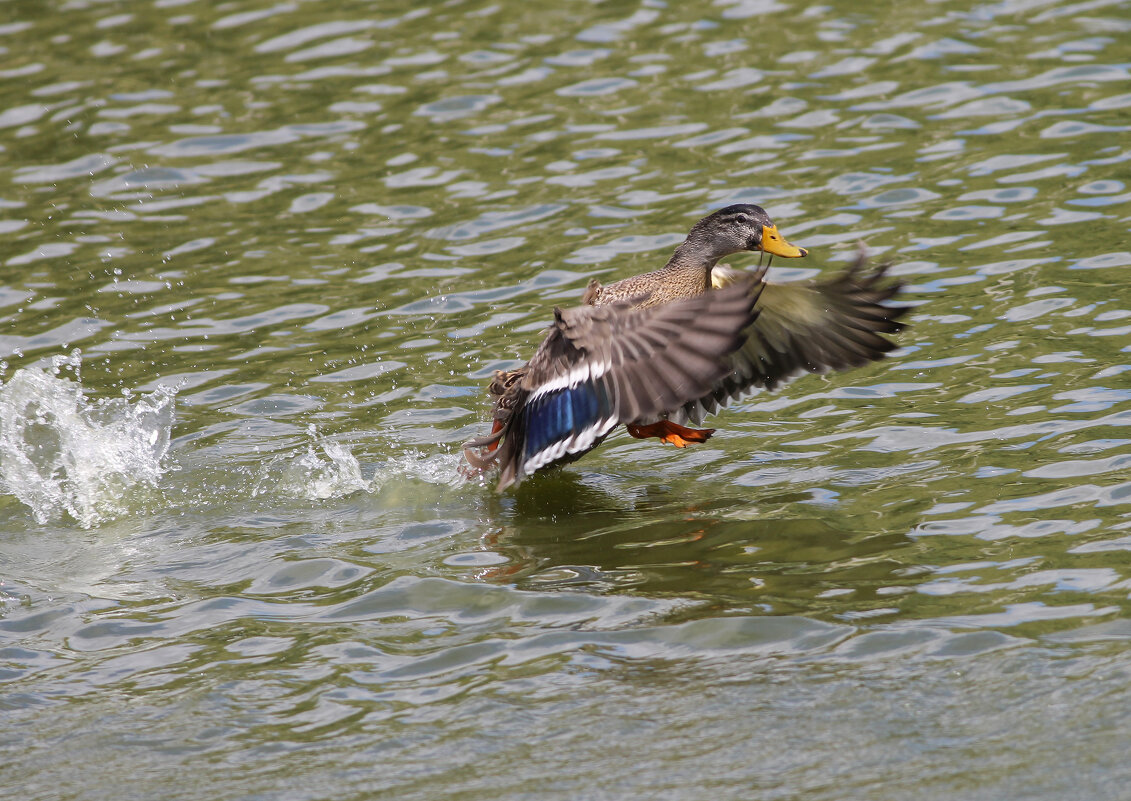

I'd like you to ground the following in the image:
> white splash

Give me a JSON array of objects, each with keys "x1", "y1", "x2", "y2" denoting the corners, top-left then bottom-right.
[
  {"x1": 372, "y1": 450, "x2": 468, "y2": 489},
  {"x1": 268, "y1": 426, "x2": 468, "y2": 500},
  {"x1": 0, "y1": 352, "x2": 176, "y2": 528},
  {"x1": 274, "y1": 438, "x2": 372, "y2": 500}
]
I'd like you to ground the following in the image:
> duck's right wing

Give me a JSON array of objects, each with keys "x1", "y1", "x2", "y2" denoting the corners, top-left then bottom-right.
[{"x1": 678, "y1": 254, "x2": 909, "y2": 423}]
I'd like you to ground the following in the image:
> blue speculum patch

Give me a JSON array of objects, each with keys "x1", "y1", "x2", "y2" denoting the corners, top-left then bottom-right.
[{"x1": 523, "y1": 384, "x2": 606, "y2": 461}]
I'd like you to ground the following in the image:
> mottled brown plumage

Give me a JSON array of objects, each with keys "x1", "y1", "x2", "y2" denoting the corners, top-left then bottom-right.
[
  {"x1": 463, "y1": 204, "x2": 908, "y2": 491},
  {"x1": 583, "y1": 204, "x2": 806, "y2": 308}
]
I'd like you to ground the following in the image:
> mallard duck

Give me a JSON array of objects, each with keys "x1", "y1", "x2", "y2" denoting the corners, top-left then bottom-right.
[{"x1": 463, "y1": 204, "x2": 907, "y2": 491}]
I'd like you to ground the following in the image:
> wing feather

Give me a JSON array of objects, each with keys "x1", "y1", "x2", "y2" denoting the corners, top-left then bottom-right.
[
  {"x1": 673, "y1": 253, "x2": 908, "y2": 424},
  {"x1": 467, "y1": 280, "x2": 759, "y2": 489}
]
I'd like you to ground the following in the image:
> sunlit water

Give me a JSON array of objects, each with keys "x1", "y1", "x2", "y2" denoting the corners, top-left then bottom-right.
[{"x1": 1, "y1": 0, "x2": 1130, "y2": 798}]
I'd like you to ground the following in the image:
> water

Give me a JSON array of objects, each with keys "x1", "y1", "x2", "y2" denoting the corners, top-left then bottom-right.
[{"x1": 1, "y1": 0, "x2": 1130, "y2": 797}]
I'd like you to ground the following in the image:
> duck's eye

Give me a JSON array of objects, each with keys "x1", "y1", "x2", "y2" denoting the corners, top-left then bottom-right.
[{"x1": 735, "y1": 213, "x2": 750, "y2": 225}]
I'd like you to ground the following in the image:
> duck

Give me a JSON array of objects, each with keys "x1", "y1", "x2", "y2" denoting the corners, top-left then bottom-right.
[{"x1": 462, "y1": 204, "x2": 908, "y2": 491}]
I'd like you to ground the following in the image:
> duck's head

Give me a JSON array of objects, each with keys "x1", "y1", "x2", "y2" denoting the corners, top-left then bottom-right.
[{"x1": 691, "y1": 204, "x2": 808, "y2": 260}]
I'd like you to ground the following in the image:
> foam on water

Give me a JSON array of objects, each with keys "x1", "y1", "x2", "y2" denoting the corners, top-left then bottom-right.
[{"x1": 0, "y1": 352, "x2": 176, "y2": 528}]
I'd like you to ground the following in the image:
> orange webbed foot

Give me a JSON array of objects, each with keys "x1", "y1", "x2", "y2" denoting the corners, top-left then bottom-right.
[{"x1": 626, "y1": 421, "x2": 716, "y2": 448}]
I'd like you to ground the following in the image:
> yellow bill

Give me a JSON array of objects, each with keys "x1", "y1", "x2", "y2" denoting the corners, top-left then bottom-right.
[{"x1": 760, "y1": 224, "x2": 808, "y2": 258}]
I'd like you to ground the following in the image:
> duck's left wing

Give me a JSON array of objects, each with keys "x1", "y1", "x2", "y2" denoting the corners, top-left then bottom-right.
[{"x1": 469, "y1": 280, "x2": 760, "y2": 490}]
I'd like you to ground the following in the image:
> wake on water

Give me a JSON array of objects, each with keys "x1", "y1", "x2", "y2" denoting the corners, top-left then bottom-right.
[
  {"x1": 266, "y1": 431, "x2": 466, "y2": 502},
  {"x1": 0, "y1": 353, "x2": 469, "y2": 529}
]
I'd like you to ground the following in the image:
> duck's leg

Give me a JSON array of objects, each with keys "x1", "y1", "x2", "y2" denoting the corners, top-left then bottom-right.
[
  {"x1": 461, "y1": 420, "x2": 505, "y2": 475},
  {"x1": 626, "y1": 420, "x2": 716, "y2": 448},
  {"x1": 485, "y1": 420, "x2": 504, "y2": 452}
]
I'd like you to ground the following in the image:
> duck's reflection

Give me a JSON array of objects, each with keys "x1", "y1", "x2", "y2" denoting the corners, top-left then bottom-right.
[{"x1": 473, "y1": 474, "x2": 915, "y2": 619}]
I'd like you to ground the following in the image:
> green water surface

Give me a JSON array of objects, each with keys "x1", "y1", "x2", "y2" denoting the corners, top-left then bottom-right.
[{"x1": 1, "y1": 0, "x2": 1130, "y2": 798}]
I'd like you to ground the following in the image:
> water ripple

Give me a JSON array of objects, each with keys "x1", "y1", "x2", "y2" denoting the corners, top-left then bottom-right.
[{"x1": 2, "y1": 0, "x2": 1131, "y2": 795}]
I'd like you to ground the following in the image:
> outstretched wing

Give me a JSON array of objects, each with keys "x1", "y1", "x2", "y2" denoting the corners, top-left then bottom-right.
[
  {"x1": 675, "y1": 254, "x2": 909, "y2": 424},
  {"x1": 465, "y1": 279, "x2": 760, "y2": 490}
]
